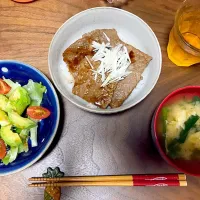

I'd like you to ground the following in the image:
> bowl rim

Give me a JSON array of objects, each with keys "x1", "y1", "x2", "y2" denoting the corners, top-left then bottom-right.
[
  {"x1": 48, "y1": 7, "x2": 162, "y2": 114},
  {"x1": 153, "y1": 85, "x2": 200, "y2": 177},
  {"x1": 0, "y1": 60, "x2": 60, "y2": 176}
]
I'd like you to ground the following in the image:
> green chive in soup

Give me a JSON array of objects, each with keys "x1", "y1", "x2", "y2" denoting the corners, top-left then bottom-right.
[{"x1": 158, "y1": 95, "x2": 200, "y2": 160}]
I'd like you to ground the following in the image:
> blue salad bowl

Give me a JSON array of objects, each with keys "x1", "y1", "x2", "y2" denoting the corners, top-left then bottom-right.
[{"x1": 0, "y1": 60, "x2": 60, "y2": 176}]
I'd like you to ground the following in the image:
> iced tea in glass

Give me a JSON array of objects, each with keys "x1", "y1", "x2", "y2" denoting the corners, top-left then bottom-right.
[{"x1": 167, "y1": 0, "x2": 200, "y2": 67}]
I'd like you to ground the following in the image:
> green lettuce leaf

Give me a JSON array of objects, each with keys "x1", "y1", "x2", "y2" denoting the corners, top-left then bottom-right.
[
  {"x1": 23, "y1": 80, "x2": 46, "y2": 106},
  {"x1": 2, "y1": 146, "x2": 18, "y2": 165},
  {"x1": 30, "y1": 125, "x2": 38, "y2": 147},
  {"x1": 18, "y1": 129, "x2": 29, "y2": 153}
]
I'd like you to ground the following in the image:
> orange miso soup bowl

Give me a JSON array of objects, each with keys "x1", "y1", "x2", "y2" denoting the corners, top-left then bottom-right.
[{"x1": 152, "y1": 86, "x2": 200, "y2": 177}]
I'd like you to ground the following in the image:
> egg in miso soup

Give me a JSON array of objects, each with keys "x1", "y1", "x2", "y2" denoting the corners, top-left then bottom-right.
[{"x1": 157, "y1": 95, "x2": 200, "y2": 160}]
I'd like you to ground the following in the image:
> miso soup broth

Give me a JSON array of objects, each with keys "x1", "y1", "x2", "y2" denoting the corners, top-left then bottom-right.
[{"x1": 157, "y1": 94, "x2": 200, "y2": 160}]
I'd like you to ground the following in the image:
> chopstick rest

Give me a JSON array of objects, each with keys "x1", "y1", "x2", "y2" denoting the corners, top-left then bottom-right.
[{"x1": 42, "y1": 167, "x2": 64, "y2": 200}]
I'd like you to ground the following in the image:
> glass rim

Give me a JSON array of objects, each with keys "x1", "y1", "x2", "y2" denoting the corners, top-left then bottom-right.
[{"x1": 175, "y1": 1, "x2": 200, "y2": 54}]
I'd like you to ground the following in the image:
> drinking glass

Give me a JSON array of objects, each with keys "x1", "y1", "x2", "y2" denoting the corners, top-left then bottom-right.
[{"x1": 167, "y1": 0, "x2": 200, "y2": 67}]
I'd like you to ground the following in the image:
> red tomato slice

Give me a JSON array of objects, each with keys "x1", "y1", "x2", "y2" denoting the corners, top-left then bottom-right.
[
  {"x1": 0, "y1": 139, "x2": 7, "y2": 159},
  {"x1": 0, "y1": 79, "x2": 11, "y2": 94},
  {"x1": 27, "y1": 106, "x2": 51, "y2": 119}
]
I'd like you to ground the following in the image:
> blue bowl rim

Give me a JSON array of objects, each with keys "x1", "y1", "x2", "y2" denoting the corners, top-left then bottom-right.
[{"x1": 0, "y1": 60, "x2": 60, "y2": 176}]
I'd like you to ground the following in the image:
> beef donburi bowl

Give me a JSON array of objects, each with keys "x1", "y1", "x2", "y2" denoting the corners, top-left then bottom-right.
[{"x1": 48, "y1": 7, "x2": 162, "y2": 114}]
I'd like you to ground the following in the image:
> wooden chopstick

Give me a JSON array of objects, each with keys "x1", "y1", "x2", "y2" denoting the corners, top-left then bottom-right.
[
  {"x1": 29, "y1": 174, "x2": 187, "y2": 187},
  {"x1": 29, "y1": 174, "x2": 186, "y2": 182},
  {"x1": 29, "y1": 180, "x2": 187, "y2": 187}
]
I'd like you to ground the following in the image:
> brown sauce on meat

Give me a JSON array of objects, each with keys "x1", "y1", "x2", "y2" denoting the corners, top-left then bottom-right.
[
  {"x1": 63, "y1": 29, "x2": 151, "y2": 108},
  {"x1": 63, "y1": 32, "x2": 117, "y2": 108},
  {"x1": 64, "y1": 45, "x2": 94, "y2": 73},
  {"x1": 129, "y1": 50, "x2": 135, "y2": 63}
]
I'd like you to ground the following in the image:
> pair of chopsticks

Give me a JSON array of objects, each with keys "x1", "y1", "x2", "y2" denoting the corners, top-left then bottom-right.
[{"x1": 29, "y1": 174, "x2": 187, "y2": 187}]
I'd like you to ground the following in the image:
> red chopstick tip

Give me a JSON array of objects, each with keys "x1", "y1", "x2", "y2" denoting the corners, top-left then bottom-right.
[
  {"x1": 132, "y1": 174, "x2": 186, "y2": 181},
  {"x1": 133, "y1": 180, "x2": 187, "y2": 186}
]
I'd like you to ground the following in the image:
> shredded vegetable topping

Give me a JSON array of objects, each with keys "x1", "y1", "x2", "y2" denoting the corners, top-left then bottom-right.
[{"x1": 86, "y1": 33, "x2": 132, "y2": 87}]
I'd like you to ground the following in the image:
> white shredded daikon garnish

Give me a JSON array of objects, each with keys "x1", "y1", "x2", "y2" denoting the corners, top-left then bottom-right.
[
  {"x1": 103, "y1": 32, "x2": 110, "y2": 42},
  {"x1": 91, "y1": 37, "x2": 132, "y2": 87},
  {"x1": 85, "y1": 56, "x2": 94, "y2": 69}
]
